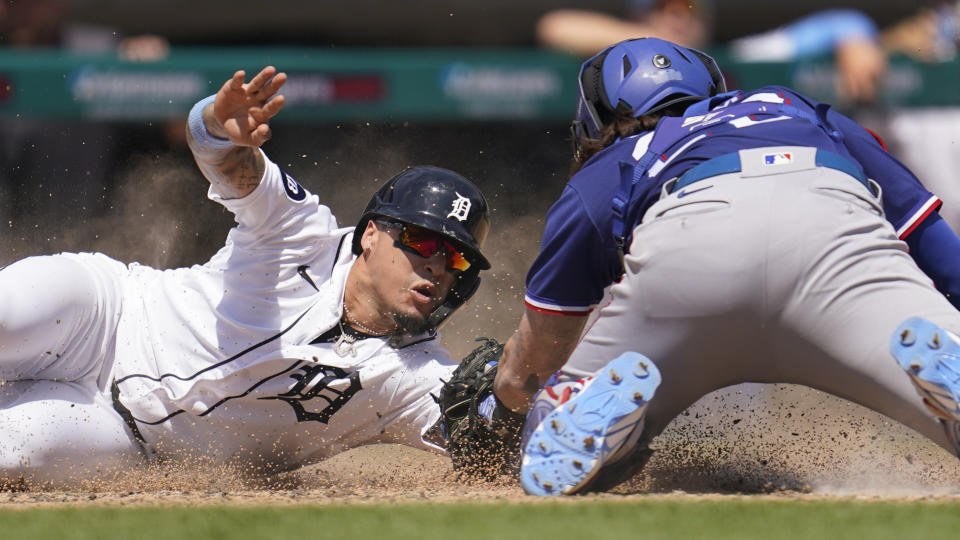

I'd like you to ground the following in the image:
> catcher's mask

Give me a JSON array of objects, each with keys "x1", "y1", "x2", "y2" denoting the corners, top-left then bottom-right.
[
  {"x1": 571, "y1": 37, "x2": 727, "y2": 157},
  {"x1": 353, "y1": 165, "x2": 491, "y2": 331}
]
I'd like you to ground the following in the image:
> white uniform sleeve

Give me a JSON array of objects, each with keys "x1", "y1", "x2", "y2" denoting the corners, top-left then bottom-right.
[
  {"x1": 368, "y1": 342, "x2": 457, "y2": 453},
  {"x1": 207, "y1": 150, "x2": 339, "y2": 254}
]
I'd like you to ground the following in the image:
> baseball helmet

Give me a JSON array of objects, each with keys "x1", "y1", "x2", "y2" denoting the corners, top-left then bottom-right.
[
  {"x1": 572, "y1": 37, "x2": 727, "y2": 145},
  {"x1": 353, "y1": 165, "x2": 491, "y2": 330}
]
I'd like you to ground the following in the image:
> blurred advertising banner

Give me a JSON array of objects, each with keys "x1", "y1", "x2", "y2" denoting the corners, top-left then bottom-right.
[
  {"x1": 0, "y1": 47, "x2": 957, "y2": 122},
  {"x1": 0, "y1": 47, "x2": 577, "y2": 122}
]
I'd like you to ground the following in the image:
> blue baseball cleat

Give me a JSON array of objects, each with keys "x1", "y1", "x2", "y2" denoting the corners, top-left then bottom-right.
[
  {"x1": 520, "y1": 351, "x2": 661, "y2": 496},
  {"x1": 891, "y1": 317, "x2": 960, "y2": 454}
]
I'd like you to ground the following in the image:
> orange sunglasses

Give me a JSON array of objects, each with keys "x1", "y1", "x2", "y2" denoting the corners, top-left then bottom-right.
[{"x1": 379, "y1": 220, "x2": 472, "y2": 273}]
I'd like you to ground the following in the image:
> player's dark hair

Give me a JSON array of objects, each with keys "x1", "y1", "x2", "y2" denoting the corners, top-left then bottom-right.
[{"x1": 570, "y1": 101, "x2": 688, "y2": 175}]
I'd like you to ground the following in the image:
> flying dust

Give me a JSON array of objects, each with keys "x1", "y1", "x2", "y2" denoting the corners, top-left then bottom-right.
[{"x1": 2, "y1": 122, "x2": 960, "y2": 504}]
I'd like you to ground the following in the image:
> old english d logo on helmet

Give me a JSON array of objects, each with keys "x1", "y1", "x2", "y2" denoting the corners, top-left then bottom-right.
[
  {"x1": 447, "y1": 192, "x2": 472, "y2": 222},
  {"x1": 353, "y1": 166, "x2": 490, "y2": 269},
  {"x1": 352, "y1": 165, "x2": 492, "y2": 332}
]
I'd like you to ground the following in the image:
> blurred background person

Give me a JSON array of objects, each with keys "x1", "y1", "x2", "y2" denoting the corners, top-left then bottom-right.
[
  {"x1": 536, "y1": 1, "x2": 958, "y2": 106},
  {"x1": 882, "y1": 2, "x2": 960, "y2": 231},
  {"x1": 881, "y1": 0, "x2": 958, "y2": 62},
  {"x1": 0, "y1": 0, "x2": 169, "y2": 59},
  {"x1": 537, "y1": 0, "x2": 712, "y2": 54},
  {"x1": 0, "y1": 0, "x2": 173, "y2": 247},
  {"x1": 535, "y1": 1, "x2": 960, "y2": 228},
  {"x1": 727, "y1": 9, "x2": 887, "y2": 105}
]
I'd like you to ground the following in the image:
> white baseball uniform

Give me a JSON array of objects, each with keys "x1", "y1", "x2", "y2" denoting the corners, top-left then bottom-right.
[{"x1": 0, "y1": 151, "x2": 454, "y2": 487}]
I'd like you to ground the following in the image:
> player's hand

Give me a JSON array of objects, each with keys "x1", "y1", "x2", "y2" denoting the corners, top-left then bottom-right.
[
  {"x1": 209, "y1": 66, "x2": 287, "y2": 147},
  {"x1": 835, "y1": 39, "x2": 887, "y2": 105}
]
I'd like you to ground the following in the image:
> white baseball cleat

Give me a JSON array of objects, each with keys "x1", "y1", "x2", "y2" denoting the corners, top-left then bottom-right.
[
  {"x1": 891, "y1": 317, "x2": 960, "y2": 454},
  {"x1": 520, "y1": 351, "x2": 661, "y2": 496}
]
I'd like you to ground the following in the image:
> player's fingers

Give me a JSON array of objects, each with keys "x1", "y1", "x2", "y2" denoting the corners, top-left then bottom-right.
[
  {"x1": 836, "y1": 73, "x2": 858, "y2": 103},
  {"x1": 227, "y1": 70, "x2": 246, "y2": 91},
  {"x1": 247, "y1": 96, "x2": 284, "y2": 125},
  {"x1": 847, "y1": 74, "x2": 871, "y2": 103},
  {"x1": 259, "y1": 72, "x2": 287, "y2": 99},
  {"x1": 218, "y1": 71, "x2": 244, "y2": 98},
  {"x1": 247, "y1": 66, "x2": 277, "y2": 94},
  {"x1": 260, "y1": 95, "x2": 285, "y2": 118},
  {"x1": 250, "y1": 124, "x2": 272, "y2": 146}
]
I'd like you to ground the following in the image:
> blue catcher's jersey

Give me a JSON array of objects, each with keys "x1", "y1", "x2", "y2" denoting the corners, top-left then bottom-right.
[{"x1": 525, "y1": 86, "x2": 942, "y2": 315}]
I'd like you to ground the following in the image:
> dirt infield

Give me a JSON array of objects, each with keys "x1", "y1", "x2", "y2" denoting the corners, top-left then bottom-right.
[
  {"x1": 3, "y1": 148, "x2": 960, "y2": 507},
  {"x1": 3, "y1": 383, "x2": 960, "y2": 507}
]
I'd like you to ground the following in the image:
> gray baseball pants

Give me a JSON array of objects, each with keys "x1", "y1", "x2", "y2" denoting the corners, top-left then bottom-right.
[{"x1": 561, "y1": 147, "x2": 960, "y2": 454}]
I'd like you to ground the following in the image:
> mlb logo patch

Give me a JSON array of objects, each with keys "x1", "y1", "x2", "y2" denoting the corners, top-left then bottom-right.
[{"x1": 764, "y1": 152, "x2": 792, "y2": 165}]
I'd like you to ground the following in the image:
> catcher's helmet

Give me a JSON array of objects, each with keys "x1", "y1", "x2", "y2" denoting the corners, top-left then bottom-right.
[
  {"x1": 572, "y1": 37, "x2": 726, "y2": 147},
  {"x1": 353, "y1": 166, "x2": 491, "y2": 330}
]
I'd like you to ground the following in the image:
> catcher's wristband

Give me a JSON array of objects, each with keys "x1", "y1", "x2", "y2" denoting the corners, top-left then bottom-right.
[{"x1": 188, "y1": 95, "x2": 234, "y2": 151}]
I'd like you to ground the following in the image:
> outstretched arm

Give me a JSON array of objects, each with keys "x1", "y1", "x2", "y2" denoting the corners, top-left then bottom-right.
[
  {"x1": 493, "y1": 307, "x2": 588, "y2": 413},
  {"x1": 536, "y1": 9, "x2": 707, "y2": 57},
  {"x1": 186, "y1": 66, "x2": 287, "y2": 199}
]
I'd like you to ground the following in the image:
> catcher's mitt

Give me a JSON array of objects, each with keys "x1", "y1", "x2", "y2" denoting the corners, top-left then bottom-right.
[{"x1": 437, "y1": 337, "x2": 525, "y2": 479}]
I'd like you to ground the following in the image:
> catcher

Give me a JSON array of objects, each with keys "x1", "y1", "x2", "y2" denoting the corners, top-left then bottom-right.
[{"x1": 492, "y1": 37, "x2": 960, "y2": 496}]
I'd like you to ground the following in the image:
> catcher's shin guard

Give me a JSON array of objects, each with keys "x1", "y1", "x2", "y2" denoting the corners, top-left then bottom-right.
[
  {"x1": 520, "y1": 351, "x2": 661, "y2": 496},
  {"x1": 891, "y1": 317, "x2": 960, "y2": 456}
]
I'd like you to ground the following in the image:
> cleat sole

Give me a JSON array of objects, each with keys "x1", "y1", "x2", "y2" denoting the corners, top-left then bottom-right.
[
  {"x1": 891, "y1": 317, "x2": 960, "y2": 420},
  {"x1": 520, "y1": 351, "x2": 661, "y2": 496}
]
